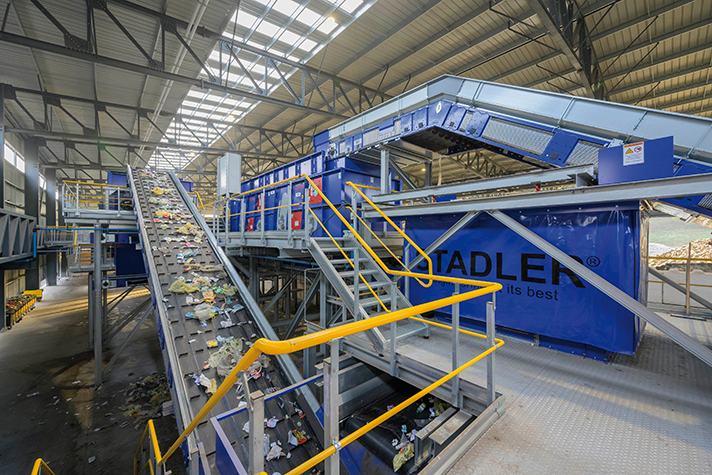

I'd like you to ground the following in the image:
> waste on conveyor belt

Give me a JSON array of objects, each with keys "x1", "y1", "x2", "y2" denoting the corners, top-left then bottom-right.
[{"x1": 136, "y1": 169, "x2": 321, "y2": 470}]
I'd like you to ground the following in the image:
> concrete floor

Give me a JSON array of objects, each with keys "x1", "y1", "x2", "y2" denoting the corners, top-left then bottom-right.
[
  {"x1": 397, "y1": 311, "x2": 712, "y2": 474},
  {"x1": 0, "y1": 275, "x2": 185, "y2": 475}
]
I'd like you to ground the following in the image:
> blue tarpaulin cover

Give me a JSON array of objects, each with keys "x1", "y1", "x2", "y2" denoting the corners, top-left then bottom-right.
[{"x1": 404, "y1": 203, "x2": 647, "y2": 356}]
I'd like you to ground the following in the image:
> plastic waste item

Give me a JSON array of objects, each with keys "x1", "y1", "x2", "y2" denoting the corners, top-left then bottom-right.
[
  {"x1": 266, "y1": 416, "x2": 278, "y2": 428},
  {"x1": 206, "y1": 340, "x2": 219, "y2": 348},
  {"x1": 242, "y1": 421, "x2": 249, "y2": 434},
  {"x1": 289, "y1": 430, "x2": 307, "y2": 446},
  {"x1": 168, "y1": 280, "x2": 199, "y2": 293},
  {"x1": 393, "y1": 443, "x2": 415, "y2": 471},
  {"x1": 152, "y1": 187, "x2": 164, "y2": 195},
  {"x1": 263, "y1": 435, "x2": 271, "y2": 456},
  {"x1": 88, "y1": 456, "x2": 96, "y2": 464},
  {"x1": 208, "y1": 337, "x2": 245, "y2": 377},
  {"x1": 416, "y1": 402, "x2": 426, "y2": 414},
  {"x1": 194, "y1": 302, "x2": 217, "y2": 322},
  {"x1": 266, "y1": 442, "x2": 283, "y2": 461}
]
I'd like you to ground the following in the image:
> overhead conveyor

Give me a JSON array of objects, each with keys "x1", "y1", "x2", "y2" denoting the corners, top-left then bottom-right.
[
  {"x1": 322, "y1": 75, "x2": 712, "y2": 222},
  {"x1": 126, "y1": 168, "x2": 324, "y2": 475}
]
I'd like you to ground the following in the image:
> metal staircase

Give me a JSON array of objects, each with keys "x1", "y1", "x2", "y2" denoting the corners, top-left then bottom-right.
[{"x1": 309, "y1": 234, "x2": 428, "y2": 354}]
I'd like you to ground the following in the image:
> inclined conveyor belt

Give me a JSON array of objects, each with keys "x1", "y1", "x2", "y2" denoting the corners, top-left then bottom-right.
[{"x1": 128, "y1": 168, "x2": 322, "y2": 473}]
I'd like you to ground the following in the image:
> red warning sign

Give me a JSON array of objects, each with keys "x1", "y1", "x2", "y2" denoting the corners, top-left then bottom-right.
[{"x1": 308, "y1": 177, "x2": 322, "y2": 205}]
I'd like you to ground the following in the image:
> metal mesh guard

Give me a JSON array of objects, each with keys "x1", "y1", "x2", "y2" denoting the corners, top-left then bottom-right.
[
  {"x1": 481, "y1": 118, "x2": 552, "y2": 155},
  {"x1": 567, "y1": 140, "x2": 604, "y2": 168}
]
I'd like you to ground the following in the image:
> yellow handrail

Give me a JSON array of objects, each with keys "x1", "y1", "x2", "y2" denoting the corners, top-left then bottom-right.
[
  {"x1": 62, "y1": 180, "x2": 128, "y2": 188},
  {"x1": 348, "y1": 181, "x2": 434, "y2": 286},
  {"x1": 134, "y1": 420, "x2": 162, "y2": 475},
  {"x1": 134, "y1": 172, "x2": 503, "y2": 474},
  {"x1": 30, "y1": 459, "x2": 55, "y2": 475}
]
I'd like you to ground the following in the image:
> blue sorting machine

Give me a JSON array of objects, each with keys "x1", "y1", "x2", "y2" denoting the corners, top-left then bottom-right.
[
  {"x1": 228, "y1": 152, "x2": 400, "y2": 236},
  {"x1": 404, "y1": 204, "x2": 648, "y2": 361},
  {"x1": 314, "y1": 90, "x2": 712, "y2": 360}
]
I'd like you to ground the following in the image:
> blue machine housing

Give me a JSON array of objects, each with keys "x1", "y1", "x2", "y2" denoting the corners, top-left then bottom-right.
[
  {"x1": 320, "y1": 99, "x2": 609, "y2": 169},
  {"x1": 404, "y1": 203, "x2": 649, "y2": 361},
  {"x1": 228, "y1": 151, "x2": 400, "y2": 237}
]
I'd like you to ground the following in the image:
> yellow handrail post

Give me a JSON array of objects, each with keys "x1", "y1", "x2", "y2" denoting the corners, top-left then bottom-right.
[
  {"x1": 31, "y1": 459, "x2": 56, "y2": 475},
  {"x1": 130, "y1": 171, "x2": 505, "y2": 475}
]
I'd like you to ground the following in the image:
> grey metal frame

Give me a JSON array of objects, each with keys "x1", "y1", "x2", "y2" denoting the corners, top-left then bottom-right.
[
  {"x1": 371, "y1": 165, "x2": 595, "y2": 205},
  {"x1": 364, "y1": 172, "x2": 712, "y2": 219},
  {"x1": 488, "y1": 210, "x2": 712, "y2": 368},
  {"x1": 169, "y1": 172, "x2": 320, "y2": 413}
]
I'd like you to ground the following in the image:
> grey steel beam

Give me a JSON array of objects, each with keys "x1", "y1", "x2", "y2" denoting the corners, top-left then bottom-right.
[
  {"x1": 0, "y1": 84, "x2": 5, "y2": 206},
  {"x1": 364, "y1": 173, "x2": 712, "y2": 219},
  {"x1": 388, "y1": 157, "x2": 418, "y2": 191},
  {"x1": 5, "y1": 84, "x2": 311, "y2": 139},
  {"x1": 0, "y1": 31, "x2": 347, "y2": 119},
  {"x1": 285, "y1": 274, "x2": 321, "y2": 339},
  {"x1": 648, "y1": 266, "x2": 712, "y2": 313},
  {"x1": 93, "y1": 223, "x2": 103, "y2": 385},
  {"x1": 526, "y1": 0, "x2": 596, "y2": 98},
  {"x1": 323, "y1": 339, "x2": 340, "y2": 475},
  {"x1": 489, "y1": 210, "x2": 712, "y2": 368},
  {"x1": 169, "y1": 172, "x2": 320, "y2": 413},
  {"x1": 371, "y1": 165, "x2": 595, "y2": 204},
  {"x1": 406, "y1": 211, "x2": 480, "y2": 274},
  {"x1": 262, "y1": 275, "x2": 296, "y2": 317},
  {"x1": 5, "y1": 127, "x2": 291, "y2": 159}
]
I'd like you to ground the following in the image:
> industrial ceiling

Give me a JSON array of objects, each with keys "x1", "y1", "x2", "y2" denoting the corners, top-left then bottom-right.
[{"x1": 0, "y1": 0, "x2": 709, "y2": 199}]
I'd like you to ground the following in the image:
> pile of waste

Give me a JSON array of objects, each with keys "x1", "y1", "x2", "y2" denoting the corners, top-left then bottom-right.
[
  {"x1": 120, "y1": 374, "x2": 171, "y2": 427},
  {"x1": 650, "y1": 238, "x2": 712, "y2": 270}
]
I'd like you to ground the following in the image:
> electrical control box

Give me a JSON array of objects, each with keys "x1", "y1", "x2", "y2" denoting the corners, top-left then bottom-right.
[{"x1": 217, "y1": 152, "x2": 242, "y2": 197}]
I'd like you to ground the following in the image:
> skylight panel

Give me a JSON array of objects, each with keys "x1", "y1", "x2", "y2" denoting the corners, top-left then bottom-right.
[
  {"x1": 255, "y1": 20, "x2": 281, "y2": 38},
  {"x1": 339, "y1": 0, "x2": 362, "y2": 14},
  {"x1": 272, "y1": 0, "x2": 300, "y2": 17},
  {"x1": 300, "y1": 38, "x2": 317, "y2": 52},
  {"x1": 296, "y1": 8, "x2": 321, "y2": 27},
  {"x1": 317, "y1": 17, "x2": 338, "y2": 34},
  {"x1": 186, "y1": 89, "x2": 206, "y2": 99}
]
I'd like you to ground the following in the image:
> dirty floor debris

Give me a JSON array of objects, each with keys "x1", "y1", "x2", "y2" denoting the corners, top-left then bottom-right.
[{"x1": 0, "y1": 275, "x2": 186, "y2": 475}]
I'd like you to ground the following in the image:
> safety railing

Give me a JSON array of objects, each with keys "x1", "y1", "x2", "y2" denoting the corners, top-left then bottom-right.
[
  {"x1": 187, "y1": 191, "x2": 205, "y2": 216},
  {"x1": 30, "y1": 458, "x2": 55, "y2": 475},
  {"x1": 66, "y1": 229, "x2": 116, "y2": 271},
  {"x1": 35, "y1": 226, "x2": 76, "y2": 248},
  {"x1": 134, "y1": 173, "x2": 503, "y2": 475},
  {"x1": 648, "y1": 249, "x2": 712, "y2": 315},
  {"x1": 61, "y1": 180, "x2": 133, "y2": 214}
]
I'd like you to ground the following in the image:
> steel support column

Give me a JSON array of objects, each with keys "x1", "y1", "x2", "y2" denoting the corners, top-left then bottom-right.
[
  {"x1": 45, "y1": 168, "x2": 57, "y2": 286},
  {"x1": 489, "y1": 210, "x2": 712, "y2": 367},
  {"x1": 0, "y1": 85, "x2": 5, "y2": 208},
  {"x1": 24, "y1": 138, "x2": 40, "y2": 290},
  {"x1": 323, "y1": 339, "x2": 340, "y2": 475},
  {"x1": 93, "y1": 223, "x2": 103, "y2": 385},
  {"x1": 380, "y1": 149, "x2": 390, "y2": 195}
]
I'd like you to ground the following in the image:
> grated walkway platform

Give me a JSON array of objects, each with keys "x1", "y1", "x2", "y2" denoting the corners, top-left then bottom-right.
[{"x1": 396, "y1": 314, "x2": 712, "y2": 474}]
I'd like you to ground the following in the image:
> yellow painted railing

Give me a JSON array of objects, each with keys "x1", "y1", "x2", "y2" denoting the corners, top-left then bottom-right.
[
  {"x1": 134, "y1": 420, "x2": 161, "y2": 475},
  {"x1": 30, "y1": 458, "x2": 55, "y2": 475},
  {"x1": 133, "y1": 173, "x2": 503, "y2": 475}
]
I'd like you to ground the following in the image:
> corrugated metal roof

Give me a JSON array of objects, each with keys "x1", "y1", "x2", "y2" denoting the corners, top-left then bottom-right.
[{"x1": 1, "y1": 0, "x2": 711, "y2": 188}]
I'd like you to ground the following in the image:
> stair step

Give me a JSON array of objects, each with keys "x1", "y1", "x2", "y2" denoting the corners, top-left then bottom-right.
[
  {"x1": 358, "y1": 295, "x2": 394, "y2": 307},
  {"x1": 338, "y1": 269, "x2": 379, "y2": 278},
  {"x1": 329, "y1": 257, "x2": 369, "y2": 266},
  {"x1": 314, "y1": 237, "x2": 348, "y2": 242},
  {"x1": 327, "y1": 294, "x2": 393, "y2": 308},
  {"x1": 347, "y1": 281, "x2": 390, "y2": 291},
  {"x1": 319, "y1": 246, "x2": 357, "y2": 253}
]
